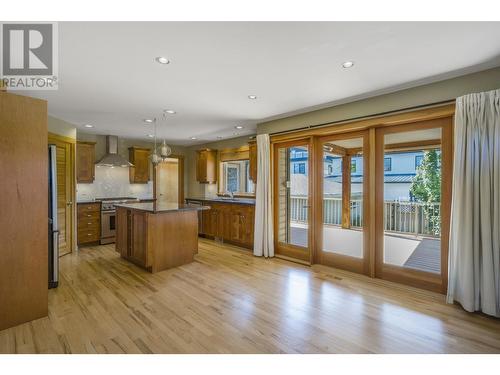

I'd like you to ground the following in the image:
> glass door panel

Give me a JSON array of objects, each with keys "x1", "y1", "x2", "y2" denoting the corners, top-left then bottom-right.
[
  {"x1": 382, "y1": 128, "x2": 442, "y2": 273},
  {"x1": 275, "y1": 141, "x2": 310, "y2": 261},
  {"x1": 375, "y1": 117, "x2": 452, "y2": 293},
  {"x1": 318, "y1": 132, "x2": 368, "y2": 274}
]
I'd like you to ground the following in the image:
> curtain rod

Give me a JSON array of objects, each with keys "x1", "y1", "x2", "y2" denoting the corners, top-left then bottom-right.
[{"x1": 268, "y1": 99, "x2": 456, "y2": 137}]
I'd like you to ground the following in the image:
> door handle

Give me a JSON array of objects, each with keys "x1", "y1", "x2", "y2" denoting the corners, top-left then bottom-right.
[{"x1": 67, "y1": 201, "x2": 73, "y2": 206}]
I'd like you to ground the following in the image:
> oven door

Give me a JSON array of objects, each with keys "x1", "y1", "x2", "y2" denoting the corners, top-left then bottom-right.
[{"x1": 101, "y1": 210, "x2": 116, "y2": 244}]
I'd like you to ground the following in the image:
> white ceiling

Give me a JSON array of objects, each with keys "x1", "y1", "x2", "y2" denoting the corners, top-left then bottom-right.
[{"x1": 27, "y1": 22, "x2": 500, "y2": 146}]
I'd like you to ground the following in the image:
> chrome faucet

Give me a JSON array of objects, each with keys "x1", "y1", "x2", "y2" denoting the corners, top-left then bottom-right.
[{"x1": 224, "y1": 191, "x2": 234, "y2": 199}]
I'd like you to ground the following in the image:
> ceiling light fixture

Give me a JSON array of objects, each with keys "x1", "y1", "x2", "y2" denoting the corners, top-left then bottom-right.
[
  {"x1": 155, "y1": 57, "x2": 170, "y2": 65},
  {"x1": 190, "y1": 137, "x2": 197, "y2": 140},
  {"x1": 84, "y1": 124, "x2": 94, "y2": 128},
  {"x1": 147, "y1": 134, "x2": 154, "y2": 138},
  {"x1": 164, "y1": 109, "x2": 176, "y2": 114},
  {"x1": 235, "y1": 125, "x2": 244, "y2": 129},
  {"x1": 248, "y1": 95, "x2": 257, "y2": 100},
  {"x1": 342, "y1": 61, "x2": 354, "y2": 68},
  {"x1": 143, "y1": 119, "x2": 153, "y2": 124}
]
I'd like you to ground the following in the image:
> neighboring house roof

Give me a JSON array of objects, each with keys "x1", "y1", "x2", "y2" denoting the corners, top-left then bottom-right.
[{"x1": 325, "y1": 173, "x2": 415, "y2": 183}]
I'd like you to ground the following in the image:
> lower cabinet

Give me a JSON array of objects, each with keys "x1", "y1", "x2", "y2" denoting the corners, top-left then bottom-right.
[
  {"x1": 77, "y1": 202, "x2": 101, "y2": 246},
  {"x1": 191, "y1": 200, "x2": 255, "y2": 249},
  {"x1": 115, "y1": 208, "x2": 150, "y2": 269}
]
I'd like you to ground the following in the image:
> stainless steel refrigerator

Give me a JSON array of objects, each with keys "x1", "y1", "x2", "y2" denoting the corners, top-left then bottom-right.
[{"x1": 48, "y1": 145, "x2": 59, "y2": 288}]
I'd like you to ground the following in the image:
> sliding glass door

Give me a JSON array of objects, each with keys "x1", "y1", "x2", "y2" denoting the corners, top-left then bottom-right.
[
  {"x1": 375, "y1": 118, "x2": 452, "y2": 293},
  {"x1": 274, "y1": 140, "x2": 311, "y2": 262},
  {"x1": 315, "y1": 131, "x2": 370, "y2": 274}
]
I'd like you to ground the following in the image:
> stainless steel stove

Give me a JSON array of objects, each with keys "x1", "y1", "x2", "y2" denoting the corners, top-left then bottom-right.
[{"x1": 98, "y1": 197, "x2": 139, "y2": 244}]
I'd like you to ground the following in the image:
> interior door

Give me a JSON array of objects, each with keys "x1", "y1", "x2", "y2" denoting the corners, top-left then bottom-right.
[
  {"x1": 49, "y1": 135, "x2": 74, "y2": 256},
  {"x1": 273, "y1": 139, "x2": 312, "y2": 262},
  {"x1": 315, "y1": 131, "x2": 370, "y2": 274},
  {"x1": 155, "y1": 156, "x2": 184, "y2": 204},
  {"x1": 375, "y1": 117, "x2": 452, "y2": 293}
]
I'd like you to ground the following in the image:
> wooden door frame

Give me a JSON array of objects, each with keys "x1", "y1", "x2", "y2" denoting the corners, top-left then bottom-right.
[
  {"x1": 272, "y1": 138, "x2": 314, "y2": 263},
  {"x1": 374, "y1": 116, "x2": 453, "y2": 293},
  {"x1": 48, "y1": 132, "x2": 76, "y2": 255},
  {"x1": 313, "y1": 130, "x2": 371, "y2": 275}
]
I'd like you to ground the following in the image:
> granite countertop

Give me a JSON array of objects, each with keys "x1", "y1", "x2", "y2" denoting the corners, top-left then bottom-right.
[
  {"x1": 185, "y1": 196, "x2": 256, "y2": 205},
  {"x1": 77, "y1": 200, "x2": 101, "y2": 204},
  {"x1": 114, "y1": 202, "x2": 210, "y2": 213}
]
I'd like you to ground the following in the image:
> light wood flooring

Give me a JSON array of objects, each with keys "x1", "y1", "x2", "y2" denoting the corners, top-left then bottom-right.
[{"x1": 1, "y1": 238, "x2": 499, "y2": 353}]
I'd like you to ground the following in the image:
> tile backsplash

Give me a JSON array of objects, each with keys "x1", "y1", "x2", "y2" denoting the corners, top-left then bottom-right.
[{"x1": 77, "y1": 166, "x2": 153, "y2": 201}]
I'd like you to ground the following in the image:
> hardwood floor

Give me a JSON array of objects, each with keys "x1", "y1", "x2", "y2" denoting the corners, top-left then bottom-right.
[{"x1": 1, "y1": 238, "x2": 499, "y2": 353}]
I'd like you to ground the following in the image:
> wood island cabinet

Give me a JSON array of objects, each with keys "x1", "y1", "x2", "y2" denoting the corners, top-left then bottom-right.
[
  {"x1": 115, "y1": 204, "x2": 203, "y2": 273},
  {"x1": 129, "y1": 147, "x2": 150, "y2": 183},
  {"x1": 196, "y1": 149, "x2": 217, "y2": 183},
  {"x1": 76, "y1": 141, "x2": 96, "y2": 183}
]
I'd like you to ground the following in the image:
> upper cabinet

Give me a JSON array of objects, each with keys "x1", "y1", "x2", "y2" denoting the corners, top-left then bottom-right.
[
  {"x1": 248, "y1": 141, "x2": 257, "y2": 182},
  {"x1": 196, "y1": 149, "x2": 217, "y2": 183},
  {"x1": 76, "y1": 141, "x2": 96, "y2": 183},
  {"x1": 129, "y1": 147, "x2": 150, "y2": 184}
]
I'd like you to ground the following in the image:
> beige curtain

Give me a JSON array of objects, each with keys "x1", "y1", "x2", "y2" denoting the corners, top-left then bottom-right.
[
  {"x1": 447, "y1": 89, "x2": 500, "y2": 317},
  {"x1": 253, "y1": 134, "x2": 274, "y2": 257}
]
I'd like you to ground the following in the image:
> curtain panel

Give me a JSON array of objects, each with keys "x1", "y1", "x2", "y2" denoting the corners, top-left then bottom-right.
[
  {"x1": 253, "y1": 134, "x2": 274, "y2": 257},
  {"x1": 447, "y1": 89, "x2": 500, "y2": 317}
]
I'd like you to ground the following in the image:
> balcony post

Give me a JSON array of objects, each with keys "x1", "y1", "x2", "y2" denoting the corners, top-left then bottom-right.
[{"x1": 342, "y1": 155, "x2": 351, "y2": 229}]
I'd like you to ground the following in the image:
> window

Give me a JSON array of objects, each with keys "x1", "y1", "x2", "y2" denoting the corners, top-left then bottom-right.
[
  {"x1": 351, "y1": 160, "x2": 356, "y2": 173},
  {"x1": 384, "y1": 157, "x2": 392, "y2": 171},
  {"x1": 415, "y1": 155, "x2": 424, "y2": 169},
  {"x1": 293, "y1": 163, "x2": 306, "y2": 174},
  {"x1": 220, "y1": 160, "x2": 255, "y2": 194}
]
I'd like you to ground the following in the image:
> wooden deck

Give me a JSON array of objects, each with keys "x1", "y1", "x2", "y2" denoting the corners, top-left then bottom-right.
[
  {"x1": 290, "y1": 226, "x2": 441, "y2": 274},
  {"x1": 0, "y1": 238, "x2": 499, "y2": 354}
]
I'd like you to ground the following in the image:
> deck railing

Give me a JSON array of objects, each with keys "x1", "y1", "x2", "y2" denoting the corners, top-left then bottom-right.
[{"x1": 289, "y1": 196, "x2": 440, "y2": 237}]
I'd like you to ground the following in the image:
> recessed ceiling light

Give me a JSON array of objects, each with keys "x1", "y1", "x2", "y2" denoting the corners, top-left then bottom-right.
[
  {"x1": 84, "y1": 124, "x2": 93, "y2": 128},
  {"x1": 248, "y1": 95, "x2": 257, "y2": 100},
  {"x1": 235, "y1": 125, "x2": 244, "y2": 129},
  {"x1": 155, "y1": 57, "x2": 170, "y2": 65},
  {"x1": 164, "y1": 109, "x2": 176, "y2": 114},
  {"x1": 342, "y1": 61, "x2": 354, "y2": 68},
  {"x1": 147, "y1": 134, "x2": 154, "y2": 138},
  {"x1": 143, "y1": 119, "x2": 153, "y2": 124},
  {"x1": 190, "y1": 137, "x2": 197, "y2": 140}
]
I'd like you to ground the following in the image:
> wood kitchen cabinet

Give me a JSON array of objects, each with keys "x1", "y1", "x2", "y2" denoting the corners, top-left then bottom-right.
[
  {"x1": 76, "y1": 141, "x2": 96, "y2": 183},
  {"x1": 129, "y1": 147, "x2": 150, "y2": 183},
  {"x1": 188, "y1": 199, "x2": 255, "y2": 249},
  {"x1": 248, "y1": 141, "x2": 257, "y2": 182},
  {"x1": 77, "y1": 202, "x2": 101, "y2": 246},
  {"x1": 115, "y1": 205, "x2": 201, "y2": 273},
  {"x1": 196, "y1": 149, "x2": 217, "y2": 183},
  {"x1": 115, "y1": 208, "x2": 150, "y2": 268}
]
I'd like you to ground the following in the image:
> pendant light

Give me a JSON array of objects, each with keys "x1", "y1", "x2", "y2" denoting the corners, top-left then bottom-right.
[
  {"x1": 150, "y1": 118, "x2": 161, "y2": 165},
  {"x1": 150, "y1": 114, "x2": 172, "y2": 165},
  {"x1": 159, "y1": 113, "x2": 172, "y2": 161}
]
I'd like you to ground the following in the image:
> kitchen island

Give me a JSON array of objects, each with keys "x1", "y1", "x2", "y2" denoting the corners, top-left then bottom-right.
[{"x1": 114, "y1": 202, "x2": 209, "y2": 273}]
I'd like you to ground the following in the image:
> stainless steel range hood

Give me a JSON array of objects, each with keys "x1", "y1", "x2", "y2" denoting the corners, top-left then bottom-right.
[{"x1": 95, "y1": 135, "x2": 134, "y2": 167}]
